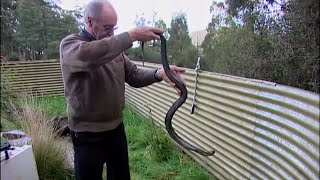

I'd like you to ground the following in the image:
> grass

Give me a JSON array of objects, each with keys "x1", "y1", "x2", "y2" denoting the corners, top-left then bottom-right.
[
  {"x1": 10, "y1": 96, "x2": 74, "y2": 180},
  {"x1": 36, "y1": 96, "x2": 215, "y2": 180},
  {"x1": 124, "y1": 109, "x2": 214, "y2": 180},
  {"x1": 1, "y1": 73, "x2": 73, "y2": 180},
  {"x1": 35, "y1": 96, "x2": 67, "y2": 118}
]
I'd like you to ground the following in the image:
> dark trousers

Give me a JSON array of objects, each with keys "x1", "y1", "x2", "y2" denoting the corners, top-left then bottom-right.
[{"x1": 70, "y1": 123, "x2": 130, "y2": 180}]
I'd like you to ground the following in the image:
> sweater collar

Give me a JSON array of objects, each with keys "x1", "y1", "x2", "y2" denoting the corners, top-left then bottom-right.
[{"x1": 79, "y1": 28, "x2": 96, "y2": 42}]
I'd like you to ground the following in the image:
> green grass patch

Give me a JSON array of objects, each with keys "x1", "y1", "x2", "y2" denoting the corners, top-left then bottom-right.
[
  {"x1": 35, "y1": 96, "x2": 67, "y2": 117},
  {"x1": 123, "y1": 108, "x2": 215, "y2": 180},
  {"x1": 35, "y1": 96, "x2": 215, "y2": 180}
]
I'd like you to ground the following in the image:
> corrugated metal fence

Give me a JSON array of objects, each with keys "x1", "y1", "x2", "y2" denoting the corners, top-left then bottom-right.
[
  {"x1": 1, "y1": 60, "x2": 319, "y2": 180},
  {"x1": 1, "y1": 60, "x2": 64, "y2": 96}
]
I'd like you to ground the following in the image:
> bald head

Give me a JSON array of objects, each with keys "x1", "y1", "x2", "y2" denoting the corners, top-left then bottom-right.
[
  {"x1": 83, "y1": 0, "x2": 118, "y2": 39},
  {"x1": 84, "y1": 0, "x2": 116, "y2": 25}
]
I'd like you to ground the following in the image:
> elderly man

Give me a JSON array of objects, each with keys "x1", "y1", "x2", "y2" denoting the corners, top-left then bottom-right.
[{"x1": 59, "y1": 0, "x2": 185, "y2": 179}]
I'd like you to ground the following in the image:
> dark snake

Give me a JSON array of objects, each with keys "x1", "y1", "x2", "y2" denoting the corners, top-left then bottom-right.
[{"x1": 156, "y1": 33, "x2": 215, "y2": 156}]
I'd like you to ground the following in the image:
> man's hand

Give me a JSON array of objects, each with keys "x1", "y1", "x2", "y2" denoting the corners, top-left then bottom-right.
[
  {"x1": 158, "y1": 66, "x2": 187, "y2": 96},
  {"x1": 128, "y1": 26, "x2": 164, "y2": 42}
]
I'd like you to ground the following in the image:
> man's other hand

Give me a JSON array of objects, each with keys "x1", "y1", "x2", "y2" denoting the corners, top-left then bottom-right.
[{"x1": 158, "y1": 66, "x2": 187, "y2": 96}]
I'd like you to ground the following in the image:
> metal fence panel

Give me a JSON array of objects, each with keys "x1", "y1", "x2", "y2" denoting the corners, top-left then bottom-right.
[
  {"x1": 1, "y1": 60, "x2": 64, "y2": 96},
  {"x1": 126, "y1": 61, "x2": 319, "y2": 180}
]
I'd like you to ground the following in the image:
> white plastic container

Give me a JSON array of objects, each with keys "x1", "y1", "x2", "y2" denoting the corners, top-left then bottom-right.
[{"x1": 1, "y1": 145, "x2": 39, "y2": 180}]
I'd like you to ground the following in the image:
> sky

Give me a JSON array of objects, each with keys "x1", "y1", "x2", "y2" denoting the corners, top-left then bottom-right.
[{"x1": 58, "y1": 0, "x2": 217, "y2": 35}]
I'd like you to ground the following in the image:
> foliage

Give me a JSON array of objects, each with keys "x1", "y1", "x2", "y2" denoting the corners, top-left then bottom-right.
[
  {"x1": 1, "y1": 0, "x2": 80, "y2": 60},
  {"x1": 167, "y1": 12, "x2": 198, "y2": 68},
  {"x1": 0, "y1": 73, "x2": 19, "y2": 131},
  {"x1": 1, "y1": 0, "x2": 18, "y2": 56},
  {"x1": 128, "y1": 12, "x2": 200, "y2": 69},
  {"x1": 15, "y1": 0, "x2": 80, "y2": 60},
  {"x1": 127, "y1": 1, "x2": 319, "y2": 93},
  {"x1": 130, "y1": 12, "x2": 168, "y2": 64},
  {"x1": 201, "y1": 0, "x2": 319, "y2": 93},
  {"x1": 7, "y1": 52, "x2": 19, "y2": 61},
  {"x1": 280, "y1": 0, "x2": 319, "y2": 92}
]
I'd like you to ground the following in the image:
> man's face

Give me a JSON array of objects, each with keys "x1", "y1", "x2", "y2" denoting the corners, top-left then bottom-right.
[{"x1": 88, "y1": 6, "x2": 118, "y2": 39}]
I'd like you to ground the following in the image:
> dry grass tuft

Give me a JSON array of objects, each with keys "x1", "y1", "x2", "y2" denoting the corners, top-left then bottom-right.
[{"x1": 11, "y1": 95, "x2": 73, "y2": 180}]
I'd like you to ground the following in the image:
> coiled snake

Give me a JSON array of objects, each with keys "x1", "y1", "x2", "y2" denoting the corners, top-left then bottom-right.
[{"x1": 157, "y1": 33, "x2": 215, "y2": 156}]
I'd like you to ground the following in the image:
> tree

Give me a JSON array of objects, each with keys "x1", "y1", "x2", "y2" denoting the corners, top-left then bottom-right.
[
  {"x1": 201, "y1": 0, "x2": 319, "y2": 93},
  {"x1": 127, "y1": 12, "x2": 170, "y2": 64},
  {"x1": 14, "y1": 0, "x2": 80, "y2": 60},
  {"x1": 167, "y1": 12, "x2": 198, "y2": 68},
  {"x1": 155, "y1": 19, "x2": 169, "y2": 38},
  {"x1": 276, "y1": 0, "x2": 319, "y2": 92},
  {"x1": 1, "y1": 0, "x2": 18, "y2": 57}
]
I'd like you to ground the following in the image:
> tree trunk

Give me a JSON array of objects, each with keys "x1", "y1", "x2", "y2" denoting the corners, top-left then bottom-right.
[
  {"x1": 19, "y1": 50, "x2": 26, "y2": 61},
  {"x1": 32, "y1": 51, "x2": 36, "y2": 61},
  {"x1": 1, "y1": 45, "x2": 6, "y2": 56}
]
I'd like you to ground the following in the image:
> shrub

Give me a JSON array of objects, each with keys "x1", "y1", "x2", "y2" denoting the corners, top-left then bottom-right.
[
  {"x1": 7, "y1": 52, "x2": 19, "y2": 61},
  {"x1": 0, "y1": 73, "x2": 19, "y2": 131}
]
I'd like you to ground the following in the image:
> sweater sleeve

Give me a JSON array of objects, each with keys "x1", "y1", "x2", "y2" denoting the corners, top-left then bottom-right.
[
  {"x1": 124, "y1": 54, "x2": 161, "y2": 88},
  {"x1": 60, "y1": 32, "x2": 133, "y2": 72}
]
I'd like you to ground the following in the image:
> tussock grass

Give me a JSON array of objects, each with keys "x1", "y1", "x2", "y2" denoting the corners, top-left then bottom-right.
[
  {"x1": 10, "y1": 95, "x2": 73, "y2": 180},
  {"x1": 1, "y1": 73, "x2": 73, "y2": 179}
]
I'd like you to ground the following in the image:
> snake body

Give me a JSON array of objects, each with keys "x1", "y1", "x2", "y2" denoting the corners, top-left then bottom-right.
[{"x1": 158, "y1": 34, "x2": 215, "y2": 156}]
